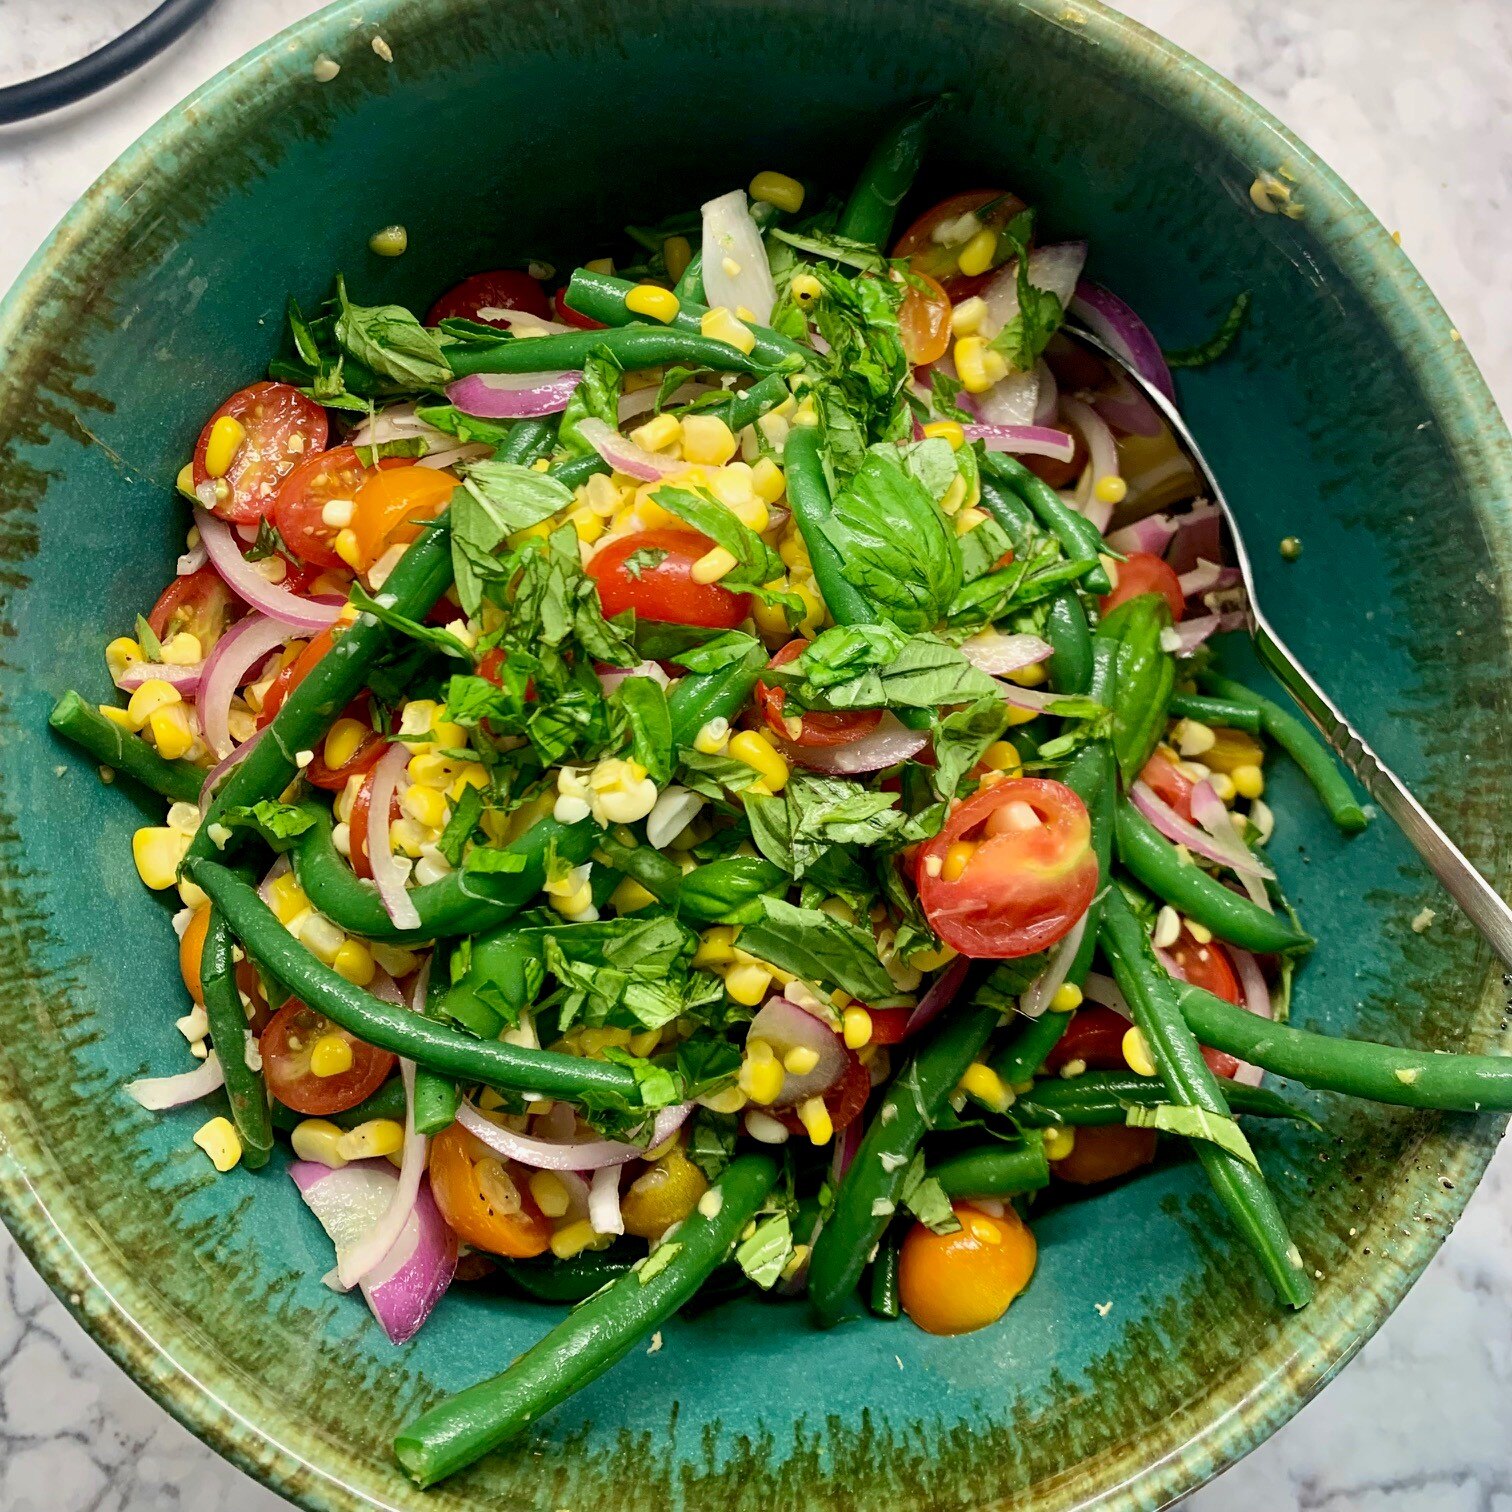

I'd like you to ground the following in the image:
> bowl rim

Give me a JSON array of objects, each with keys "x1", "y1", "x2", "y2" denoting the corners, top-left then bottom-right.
[{"x1": 0, "y1": 1, "x2": 1509, "y2": 1509}]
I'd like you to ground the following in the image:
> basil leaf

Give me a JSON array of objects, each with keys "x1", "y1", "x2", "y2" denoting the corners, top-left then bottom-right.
[
  {"x1": 900, "y1": 436, "x2": 960, "y2": 505},
  {"x1": 769, "y1": 227, "x2": 886, "y2": 272},
  {"x1": 685, "y1": 1109, "x2": 737, "y2": 1181},
  {"x1": 133, "y1": 614, "x2": 163, "y2": 661},
  {"x1": 775, "y1": 634, "x2": 1002, "y2": 711},
  {"x1": 899, "y1": 1152, "x2": 962, "y2": 1235},
  {"x1": 929, "y1": 367, "x2": 973, "y2": 423},
  {"x1": 452, "y1": 463, "x2": 574, "y2": 616},
  {"x1": 435, "y1": 782, "x2": 485, "y2": 867},
  {"x1": 334, "y1": 276, "x2": 452, "y2": 390},
  {"x1": 651, "y1": 484, "x2": 786, "y2": 593},
  {"x1": 672, "y1": 630, "x2": 762, "y2": 674},
  {"x1": 611, "y1": 675, "x2": 673, "y2": 787},
  {"x1": 735, "y1": 1211, "x2": 794, "y2": 1290},
  {"x1": 243, "y1": 518, "x2": 289, "y2": 562},
  {"x1": 349, "y1": 581, "x2": 473, "y2": 660},
  {"x1": 930, "y1": 695, "x2": 1012, "y2": 801},
  {"x1": 735, "y1": 896, "x2": 895, "y2": 1000},
  {"x1": 559, "y1": 351, "x2": 623, "y2": 456},
  {"x1": 414, "y1": 404, "x2": 516, "y2": 447},
  {"x1": 1126, "y1": 1103, "x2": 1260, "y2": 1169},
  {"x1": 985, "y1": 211, "x2": 1067, "y2": 373},
  {"x1": 221, "y1": 800, "x2": 315, "y2": 844},
  {"x1": 1094, "y1": 593, "x2": 1175, "y2": 784}
]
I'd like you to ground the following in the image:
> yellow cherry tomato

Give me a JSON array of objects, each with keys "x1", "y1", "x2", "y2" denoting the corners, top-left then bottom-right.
[{"x1": 898, "y1": 1202, "x2": 1037, "y2": 1335}]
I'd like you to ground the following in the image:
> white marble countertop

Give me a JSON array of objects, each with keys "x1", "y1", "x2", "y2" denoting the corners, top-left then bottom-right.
[{"x1": 2, "y1": 2, "x2": 1510, "y2": 1508}]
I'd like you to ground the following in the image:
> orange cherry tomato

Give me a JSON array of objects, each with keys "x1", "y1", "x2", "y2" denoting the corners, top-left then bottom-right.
[
  {"x1": 1139, "y1": 747, "x2": 1196, "y2": 823},
  {"x1": 273, "y1": 444, "x2": 402, "y2": 569},
  {"x1": 259, "y1": 999, "x2": 395, "y2": 1116},
  {"x1": 146, "y1": 565, "x2": 238, "y2": 653},
  {"x1": 350, "y1": 466, "x2": 458, "y2": 573},
  {"x1": 1098, "y1": 552, "x2": 1185, "y2": 623},
  {"x1": 898, "y1": 1202, "x2": 1037, "y2": 1335},
  {"x1": 428, "y1": 1122, "x2": 552, "y2": 1257},
  {"x1": 256, "y1": 626, "x2": 335, "y2": 729},
  {"x1": 179, "y1": 904, "x2": 211, "y2": 1004},
  {"x1": 427, "y1": 269, "x2": 549, "y2": 327},
  {"x1": 917, "y1": 778, "x2": 1099, "y2": 958},
  {"x1": 898, "y1": 271, "x2": 952, "y2": 366},
  {"x1": 588, "y1": 528, "x2": 751, "y2": 629},
  {"x1": 1051, "y1": 1125, "x2": 1159, "y2": 1186},
  {"x1": 192, "y1": 381, "x2": 329, "y2": 524},
  {"x1": 755, "y1": 638, "x2": 883, "y2": 748},
  {"x1": 893, "y1": 190, "x2": 1029, "y2": 296}
]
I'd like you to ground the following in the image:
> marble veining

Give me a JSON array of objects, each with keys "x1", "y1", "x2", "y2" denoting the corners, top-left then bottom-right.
[{"x1": 1, "y1": 1, "x2": 1509, "y2": 1508}]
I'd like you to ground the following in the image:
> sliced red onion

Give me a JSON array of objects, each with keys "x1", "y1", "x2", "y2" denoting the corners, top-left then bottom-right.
[
  {"x1": 473, "y1": 306, "x2": 572, "y2": 335},
  {"x1": 1092, "y1": 370, "x2": 1164, "y2": 438},
  {"x1": 1131, "y1": 780, "x2": 1273, "y2": 885},
  {"x1": 416, "y1": 443, "x2": 492, "y2": 471},
  {"x1": 454, "y1": 1099, "x2": 692, "y2": 1170},
  {"x1": 1081, "y1": 971, "x2": 1131, "y2": 1019},
  {"x1": 618, "y1": 380, "x2": 720, "y2": 424},
  {"x1": 1018, "y1": 911, "x2": 1089, "y2": 1019},
  {"x1": 1032, "y1": 360, "x2": 1058, "y2": 426},
  {"x1": 960, "y1": 629, "x2": 1054, "y2": 676},
  {"x1": 195, "y1": 508, "x2": 343, "y2": 631},
  {"x1": 1106, "y1": 511, "x2": 1177, "y2": 556},
  {"x1": 125, "y1": 1052, "x2": 224, "y2": 1110},
  {"x1": 574, "y1": 417, "x2": 687, "y2": 482},
  {"x1": 974, "y1": 368, "x2": 1040, "y2": 427},
  {"x1": 348, "y1": 402, "x2": 451, "y2": 450},
  {"x1": 830, "y1": 1116, "x2": 863, "y2": 1187},
  {"x1": 200, "y1": 726, "x2": 267, "y2": 817},
  {"x1": 982, "y1": 243, "x2": 1087, "y2": 339},
  {"x1": 336, "y1": 1058, "x2": 425, "y2": 1289},
  {"x1": 902, "y1": 954, "x2": 971, "y2": 1038},
  {"x1": 779, "y1": 712, "x2": 928, "y2": 775},
  {"x1": 446, "y1": 370, "x2": 582, "y2": 419},
  {"x1": 991, "y1": 680, "x2": 1061, "y2": 714},
  {"x1": 1069, "y1": 281, "x2": 1175, "y2": 403},
  {"x1": 257, "y1": 853, "x2": 292, "y2": 908},
  {"x1": 1179, "y1": 559, "x2": 1242, "y2": 598},
  {"x1": 962, "y1": 423, "x2": 1075, "y2": 463},
  {"x1": 368, "y1": 743, "x2": 421, "y2": 932},
  {"x1": 1164, "y1": 500, "x2": 1223, "y2": 574},
  {"x1": 588, "y1": 1166, "x2": 625, "y2": 1236},
  {"x1": 177, "y1": 543, "x2": 208, "y2": 576},
  {"x1": 1169, "y1": 609, "x2": 1247, "y2": 655},
  {"x1": 1189, "y1": 779, "x2": 1274, "y2": 911},
  {"x1": 747, "y1": 996, "x2": 847, "y2": 1107},
  {"x1": 197, "y1": 613, "x2": 293, "y2": 759},
  {"x1": 115, "y1": 659, "x2": 204, "y2": 695},
  {"x1": 291, "y1": 1157, "x2": 457, "y2": 1344},
  {"x1": 1060, "y1": 395, "x2": 1120, "y2": 532},
  {"x1": 646, "y1": 785, "x2": 704, "y2": 850},
  {"x1": 701, "y1": 189, "x2": 777, "y2": 325},
  {"x1": 596, "y1": 659, "x2": 672, "y2": 694},
  {"x1": 1227, "y1": 948, "x2": 1274, "y2": 1087}
]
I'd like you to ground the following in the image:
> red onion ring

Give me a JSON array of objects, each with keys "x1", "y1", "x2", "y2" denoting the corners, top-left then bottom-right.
[
  {"x1": 176, "y1": 543, "x2": 208, "y2": 576},
  {"x1": 1060, "y1": 395, "x2": 1120, "y2": 532},
  {"x1": 963, "y1": 423, "x2": 1075, "y2": 462},
  {"x1": 114, "y1": 660, "x2": 204, "y2": 695},
  {"x1": 778, "y1": 712, "x2": 929, "y2": 775},
  {"x1": 337, "y1": 1058, "x2": 426, "y2": 1290},
  {"x1": 974, "y1": 368, "x2": 1040, "y2": 427},
  {"x1": 1130, "y1": 780, "x2": 1272, "y2": 882},
  {"x1": 1177, "y1": 559, "x2": 1241, "y2": 598},
  {"x1": 367, "y1": 743, "x2": 421, "y2": 932},
  {"x1": 1189, "y1": 778, "x2": 1275, "y2": 910},
  {"x1": 446, "y1": 370, "x2": 582, "y2": 419},
  {"x1": 1018, "y1": 910, "x2": 1089, "y2": 1019},
  {"x1": 195, "y1": 508, "x2": 344, "y2": 631},
  {"x1": 125, "y1": 1052, "x2": 224, "y2": 1110},
  {"x1": 1032, "y1": 360, "x2": 1058, "y2": 426},
  {"x1": 960, "y1": 630, "x2": 1054, "y2": 677},
  {"x1": 903, "y1": 954, "x2": 971, "y2": 1037},
  {"x1": 1168, "y1": 609, "x2": 1247, "y2": 655},
  {"x1": 1163, "y1": 500, "x2": 1223, "y2": 574},
  {"x1": 1106, "y1": 512, "x2": 1176, "y2": 556},
  {"x1": 197, "y1": 614, "x2": 293, "y2": 758},
  {"x1": 454, "y1": 1099, "x2": 692, "y2": 1170},
  {"x1": 1069, "y1": 281, "x2": 1176, "y2": 403},
  {"x1": 1226, "y1": 948, "x2": 1274, "y2": 1087},
  {"x1": 982, "y1": 243, "x2": 1087, "y2": 338},
  {"x1": 200, "y1": 726, "x2": 268, "y2": 817},
  {"x1": 574, "y1": 417, "x2": 688, "y2": 482}
]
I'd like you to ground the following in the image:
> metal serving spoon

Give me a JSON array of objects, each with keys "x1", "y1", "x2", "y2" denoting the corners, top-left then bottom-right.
[{"x1": 1065, "y1": 325, "x2": 1512, "y2": 968}]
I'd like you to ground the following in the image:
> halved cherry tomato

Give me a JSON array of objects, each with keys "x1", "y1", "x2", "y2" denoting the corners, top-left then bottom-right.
[
  {"x1": 428, "y1": 1121, "x2": 551, "y2": 1257},
  {"x1": 303, "y1": 702, "x2": 387, "y2": 791},
  {"x1": 427, "y1": 269, "x2": 549, "y2": 327},
  {"x1": 755, "y1": 639, "x2": 883, "y2": 748},
  {"x1": 863, "y1": 1006, "x2": 913, "y2": 1046},
  {"x1": 917, "y1": 778, "x2": 1099, "y2": 958},
  {"x1": 898, "y1": 1202, "x2": 1037, "y2": 1335},
  {"x1": 1043, "y1": 1004, "x2": 1132, "y2": 1073},
  {"x1": 588, "y1": 528, "x2": 751, "y2": 629},
  {"x1": 1098, "y1": 552, "x2": 1185, "y2": 623},
  {"x1": 777, "y1": 1051, "x2": 871, "y2": 1137},
  {"x1": 893, "y1": 189, "x2": 1028, "y2": 296},
  {"x1": 192, "y1": 381, "x2": 328, "y2": 524},
  {"x1": 554, "y1": 287, "x2": 606, "y2": 331},
  {"x1": 898, "y1": 271, "x2": 952, "y2": 366},
  {"x1": 179, "y1": 903, "x2": 271, "y2": 1028},
  {"x1": 256, "y1": 626, "x2": 335, "y2": 729},
  {"x1": 146, "y1": 565, "x2": 238, "y2": 652},
  {"x1": 1139, "y1": 747, "x2": 1195, "y2": 823},
  {"x1": 273, "y1": 444, "x2": 401, "y2": 569},
  {"x1": 350, "y1": 465, "x2": 458, "y2": 573},
  {"x1": 259, "y1": 999, "x2": 395, "y2": 1116},
  {"x1": 348, "y1": 761, "x2": 401, "y2": 880},
  {"x1": 1164, "y1": 928, "x2": 1244, "y2": 1079},
  {"x1": 1051, "y1": 1125, "x2": 1159, "y2": 1185}
]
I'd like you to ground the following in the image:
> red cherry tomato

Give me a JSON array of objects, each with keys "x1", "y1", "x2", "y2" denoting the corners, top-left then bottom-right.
[
  {"x1": 348, "y1": 762, "x2": 401, "y2": 880},
  {"x1": 192, "y1": 382, "x2": 328, "y2": 524},
  {"x1": 863, "y1": 1006, "x2": 913, "y2": 1046},
  {"x1": 1051, "y1": 1125, "x2": 1159, "y2": 1185},
  {"x1": 1139, "y1": 747, "x2": 1196, "y2": 823},
  {"x1": 427, "y1": 269, "x2": 549, "y2": 327},
  {"x1": 777, "y1": 1051, "x2": 872, "y2": 1137},
  {"x1": 259, "y1": 999, "x2": 395, "y2": 1116},
  {"x1": 145, "y1": 564, "x2": 238, "y2": 652},
  {"x1": 1163, "y1": 928, "x2": 1244, "y2": 1079},
  {"x1": 554, "y1": 287, "x2": 606, "y2": 331},
  {"x1": 898, "y1": 271, "x2": 952, "y2": 366},
  {"x1": 303, "y1": 701, "x2": 387, "y2": 791},
  {"x1": 1099, "y1": 552, "x2": 1185, "y2": 623},
  {"x1": 917, "y1": 778, "x2": 1099, "y2": 958},
  {"x1": 256, "y1": 626, "x2": 335, "y2": 729},
  {"x1": 893, "y1": 189, "x2": 1029, "y2": 296},
  {"x1": 755, "y1": 639, "x2": 883, "y2": 748},
  {"x1": 1044, "y1": 1005, "x2": 1132, "y2": 1073},
  {"x1": 1023, "y1": 424, "x2": 1087, "y2": 491},
  {"x1": 273, "y1": 444, "x2": 402, "y2": 569},
  {"x1": 587, "y1": 528, "x2": 751, "y2": 629}
]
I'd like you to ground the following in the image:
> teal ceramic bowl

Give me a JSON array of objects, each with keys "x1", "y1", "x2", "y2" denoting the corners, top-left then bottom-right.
[{"x1": 1, "y1": 1, "x2": 1509, "y2": 1507}]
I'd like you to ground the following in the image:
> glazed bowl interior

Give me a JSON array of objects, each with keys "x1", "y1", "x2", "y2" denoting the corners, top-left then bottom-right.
[{"x1": 1, "y1": 1, "x2": 1509, "y2": 1508}]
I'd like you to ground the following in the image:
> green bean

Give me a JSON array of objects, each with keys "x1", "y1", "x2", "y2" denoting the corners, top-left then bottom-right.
[
  {"x1": 413, "y1": 954, "x2": 460, "y2": 1137},
  {"x1": 979, "y1": 452, "x2": 1111, "y2": 594},
  {"x1": 270, "y1": 1076, "x2": 406, "y2": 1131},
  {"x1": 446, "y1": 323, "x2": 781, "y2": 381},
  {"x1": 1101, "y1": 890, "x2": 1311, "y2": 1309},
  {"x1": 807, "y1": 968, "x2": 997, "y2": 1326},
  {"x1": 1175, "y1": 981, "x2": 1512, "y2": 1112},
  {"x1": 499, "y1": 1244, "x2": 640, "y2": 1304},
  {"x1": 1114, "y1": 799, "x2": 1314, "y2": 954},
  {"x1": 1013, "y1": 1071, "x2": 1314, "y2": 1128},
  {"x1": 932, "y1": 1137, "x2": 1050, "y2": 1199},
  {"x1": 1167, "y1": 690, "x2": 1263, "y2": 734},
  {"x1": 393, "y1": 1154, "x2": 777, "y2": 1486},
  {"x1": 199, "y1": 907, "x2": 273, "y2": 1168},
  {"x1": 1045, "y1": 591, "x2": 1093, "y2": 696},
  {"x1": 976, "y1": 470, "x2": 1038, "y2": 551},
  {"x1": 1200, "y1": 673, "x2": 1369, "y2": 833},
  {"x1": 563, "y1": 269, "x2": 809, "y2": 371},
  {"x1": 592, "y1": 833, "x2": 782, "y2": 923},
  {"x1": 434, "y1": 923, "x2": 541, "y2": 1038},
  {"x1": 836, "y1": 99, "x2": 941, "y2": 247},
  {"x1": 672, "y1": 199, "x2": 781, "y2": 305},
  {"x1": 867, "y1": 1228, "x2": 902, "y2": 1320},
  {"x1": 187, "y1": 861, "x2": 647, "y2": 1106},
  {"x1": 49, "y1": 691, "x2": 205, "y2": 804}
]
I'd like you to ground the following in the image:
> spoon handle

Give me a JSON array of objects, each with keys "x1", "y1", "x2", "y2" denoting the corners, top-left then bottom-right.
[{"x1": 1253, "y1": 619, "x2": 1512, "y2": 967}]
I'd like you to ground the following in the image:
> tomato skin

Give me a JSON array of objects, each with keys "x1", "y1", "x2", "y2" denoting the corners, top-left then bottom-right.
[
  {"x1": 180, "y1": 905, "x2": 211, "y2": 1004},
  {"x1": 588, "y1": 529, "x2": 751, "y2": 629},
  {"x1": 260, "y1": 1000, "x2": 395, "y2": 1116},
  {"x1": 1139, "y1": 747, "x2": 1195, "y2": 823},
  {"x1": 1163, "y1": 929, "x2": 1244, "y2": 1079},
  {"x1": 192, "y1": 382, "x2": 329, "y2": 524},
  {"x1": 554, "y1": 287, "x2": 606, "y2": 330},
  {"x1": 893, "y1": 190, "x2": 1029, "y2": 296},
  {"x1": 777, "y1": 1051, "x2": 871, "y2": 1137},
  {"x1": 347, "y1": 761, "x2": 401, "y2": 880},
  {"x1": 350, "y1": 466, "x2": 458, "y2": 572},
  {"x1": 303, "y1": 704, "x2": 387, "y2": 791},
  {"x1": 1099, "y1": 554, "x2": 1185, "y2": 623},
  {"x1": 898, "y1": 1202, "x2": 1037, "y2": 1335},
  {"x1": 427, "y1": 269, "x2": 549, "y2": 327},
  {"x1": 428, "y1": 1123, "x2": 552, "y2": 1257},
  {"x1": 273, "y1": 444, "x2": 398, "y2": 569},
  {"x1": 257, "y1": 627, "x2": 334, "y2": 729},
  {"x1": 1043, "y1": 1005, "x2": 1134, "y2": 1073},
  {"x1": 1051, "y1": 1125, "x2": 1159, "y2": 1185},
  {"x1": 917, "y1": 778, "x2": 1099, "y2": 959},
  {"x1": 863, "y1": 1006, "x2": 912, "y2": 1046},
  {"x1": 755, "y1": 639, "x2": 883, "y2": 748},
  {"x1": 146, "y1": 565, "x2": 237, "y2": 651},
  {"x1": 898, "y1": 271, "x2": 952, "y2": 366}
]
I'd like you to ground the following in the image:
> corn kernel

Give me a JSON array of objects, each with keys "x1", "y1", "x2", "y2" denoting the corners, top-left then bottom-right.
[
  {"x1": 336, "y1": 1118, "x2": 404, "y2": 1160},
  {"x1": 550, "y1": 1218, "x2": 609, "y2": 1259},
  {"x1": 681, "y1": 414, "x2": 738, "y2": 467},
  {"x1": 908, "y1": 942, "x2": 958, "y2": 971},
  {"x1": 334, "y1": 528, "x2": 362, "y2": 569},
  {"x1": 290, "y1": 1118, "x2": 347, "y2": 1168},
  {"x1": 791, "y1": 576, "x2": 825, "y2": 635},
  {"x1": 839, "y1": 1006, "x2": 873, "y2": 1050},
  {"x1": 954, "y1": 336, "x2": 993, "y2": 394},
  {"x1": 725, "y1": 961, "x2": 774, "y2": 1008},
  {"x1": 203, "y1": 416, "x2": 246, "y2": 479},
  {"x1": 981, "y1": 740, "x2": 1022, "y2": 774},
  {"x1": 783, "y1": 1045, "x2": 821, "y2": 1076},
  {"x1": 584, "y1": 257, "x2": 615, "y2": 275},
  {"x1": 796, "y1": 1095, "x2": 833, "y2": 1145},
  {"x1": 159, "y1": 631, "x2": 202, "y2": 666},
  {"x1": 752, "y1": 591, "x2": 792, "y2": 639},
  {"x1": 630, "y1": 412, "x2": 682, "y2": 453},
  {"x1": 728, "y1": 730, "x2": 789, "y2": 793},
  {"x1": 132, "y1": 826, "x2": 190, "y2": 890},
  {"x1": 693, "y1": 926, "x2": 737, "y2": 966},
  {"x1": 700, "y1": 306, "x2": 756, "y2": 355},
  {"x1": 1007, "y1": 661, "x2": 1047, "y2": 689},
  {"x1": 1005, "y1": 704, "x2": 1038, "y2": 728},
  {"x1": 193, "y1": 1116, "x2": 242, "y2": 1172},
  {"x1": 529, "y1": 1170, "x2": 572, "y2": 1218},
  {"x1": 148, "y1": 703, "x2": 195, "y2": 760},
  {"x1": 789, "y1": 272, "x2": 823, "y2": 306},
  {"x1": 323, "y1": 717, "x2": 369, "y2": 772},
  {"x1": 175, "y1": 463, "x2": 198, "y2": 500},
  {"x1": 368, "y1": 224, "x2": 408, "y2": 257},
  {"x1": 922, "y1": 419, "x2": 966, "y2": 450},
  {"x1": 402, "y1": 782, "x2": 448, "y2": 831},
  {"x1": 105, "y1": 637, "x2": 145, "y2": 679},
  {"x1": 959, "y1": 1061, "x2": 1012, "y2": 1113},
  {"x1": 1093, "y1": 474, "x2": 1128, "y2": 505},
  {"x1": 625, "y1": 283, "x2": 681, "y2": 323},
  {"x1": 749, "y1": 170, "x2": 805, "y2": 213},
  {"x1": 956, "y1": 227, "x2": 999, "y2": 278},
  {"x1": 942, "y1": 839, "x2": 977, "y2": 883},
  {"x1": 1231, "y1": 763, "x2": 1265, "y2": 799},
  {"x1": 951, "y1": 296, "x2": 988, "y2": 337},
  {"x1": 982, "y1": 349, "x2": 1009, "y2": 384},
  {"x1": 740, "y1": 1051, "x2": 785, "y2": 1104},
  {"x1": 610, "y1": 876, "x2": 658, "y2": 914},
  {"x1": 748, "y1": 458, "x2": 786, "y2": 507},
  {"x1": 309, "y1": 1032, "x2": 354, "y2": 1078},
  {"x1": 1122, "y1": 1025, "x2": 1158, "y2": 1078},
  {"x1": 1043, "y1": 1126, "x2": 1077, "y2": 1162},
  {"x1": 126, "y1": 678, "x2": 181, "y2": 731},
  {"x1": 690, "y1": 545, "x2": 738, "y2": 585},
  {"x1": 332, "y1": 939, "x2": 375, "y2": 986},
  {"x1": 662, "y1": 235, "x2": 693, "y2": 284},
  {"x1": 1050, "y1": 982, "x2": 1084, "y2": 1013}
]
